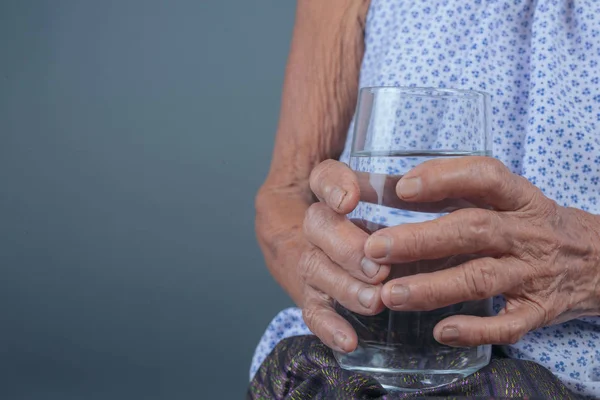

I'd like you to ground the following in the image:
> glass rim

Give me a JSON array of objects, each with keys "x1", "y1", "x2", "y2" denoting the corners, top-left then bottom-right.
[
  {"x1": 352, "y1": 85, "x2": 492, "y2": 153},
  {"x1": 360, "y1": 86, "x2": 490, "y2": 99}
]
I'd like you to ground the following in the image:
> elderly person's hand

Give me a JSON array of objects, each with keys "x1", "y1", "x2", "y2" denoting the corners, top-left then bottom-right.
[
  {"x1": 361, "y1": 156, "x2": 600, "y2": 347},
  {"x1": 299, "y1": 160, "x2": 390, "y2": 353}
]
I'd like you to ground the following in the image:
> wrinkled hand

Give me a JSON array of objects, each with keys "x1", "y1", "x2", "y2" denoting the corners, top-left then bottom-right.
[
  {"x1": 300, "y1": 160, "x2": 390, "y2": 353},
  {"x1": 364, "y1": 156, "x2": 600, "y2": 347}
]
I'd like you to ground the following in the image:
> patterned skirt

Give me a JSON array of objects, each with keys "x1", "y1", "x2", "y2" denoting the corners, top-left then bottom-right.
[{"x1": 247, "y1": 335, "x2": 585, "y2": 399}]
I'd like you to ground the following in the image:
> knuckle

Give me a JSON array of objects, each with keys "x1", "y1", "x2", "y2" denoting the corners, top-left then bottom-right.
[
  {"x1": 460, "y1": 209, "x2": 500, "y2": 248},
  {"x1": 476, "y1": 315, "x2": 528, "y2": 346},
  {"x1": 336, "y1": 247, "x2": 355, "y2": 267},
  {"x1": 402, "y1": 229, "x2": 423, "y2": 260},
  {"x1": 304, "y1": 203, "x2": 330, "y2": 235},
  {"x1": 530, "y1": 302, "x2": 551, "y2": 326},
  {"x1": 479, "y1": 158, "x2": 509, "y2": 192},
  {"x1": 484, "y1": 157, "x2": 508, "y2": 180},
  {"x1": 301, "y1": 305, "x2": 320, "y2": 331},
  {"x1": 335, "y1": 239, "x2": 362, "y2": 267},
  {"x1": 299, "y1": 248, "x2": 324, "y2": 283},
  {"x1": 516, "y1": 175, "x2": 544, "y2": 211},
  {"x1": 302, "y1": 295, "x2": 333, "y2": 334},
  {"x1": 543, "y1": 196, "x2": 560, "y2": 216},
  {"x1": 421, "y1": 283, "x2": 442, "y2": 310},
  {"x1": 334, "y1": 276, "x2": 360, "y2": 304},
  {"x1": 475, "y1": 327, "x2": 490, "y2": 345},
  {"x1": 454, "y1": 220, "x2": 469, "y2": 248},
  {"x1": 504, "y1": 319, "x2": 527, "y2": 345},
  {"x1": 463, "y1": 261, "x2": 496, "y2": 299},
  {"x1": 468, "y1": 210, "x2": 494, "y2": 238}
]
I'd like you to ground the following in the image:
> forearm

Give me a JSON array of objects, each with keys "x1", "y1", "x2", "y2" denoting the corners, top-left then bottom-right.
[
  {"x1": 262, "y1": 0, "x2": 368, "y2": 192},
  {"x1": 256, "y1": 0, "x2": 369, "y2": 304}
]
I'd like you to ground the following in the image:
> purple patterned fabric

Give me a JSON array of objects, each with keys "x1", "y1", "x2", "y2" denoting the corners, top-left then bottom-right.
[{"x1": 248, "y1": 335, "x2": 586, "y2": 399}]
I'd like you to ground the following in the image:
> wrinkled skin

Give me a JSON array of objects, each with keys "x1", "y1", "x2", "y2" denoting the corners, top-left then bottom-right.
[{"x1": 302, "y1": 157, "x2": 600, "y2": 351}]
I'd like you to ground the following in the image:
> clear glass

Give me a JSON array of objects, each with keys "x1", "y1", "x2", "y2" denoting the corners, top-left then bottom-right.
[{"x1": 334, "y1": 87, "x2": 493, "y2": 391}]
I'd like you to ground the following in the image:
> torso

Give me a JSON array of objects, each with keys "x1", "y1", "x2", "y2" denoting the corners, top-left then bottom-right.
[
  {"x1": 253, "y1": 1, "x2": 600, "y2": 396},
  {"x1": 341, "y1": 0, "x2": 600, "y2": 216}
]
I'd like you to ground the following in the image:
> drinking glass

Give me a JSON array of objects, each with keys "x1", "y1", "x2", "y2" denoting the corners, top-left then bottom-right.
[{"x1": 334, "y1": 87, "x2": 493, "y2": 391}]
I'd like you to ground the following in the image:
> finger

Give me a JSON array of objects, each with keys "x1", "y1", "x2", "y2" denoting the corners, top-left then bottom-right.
[
  {"x1": 300, "y1": 247, "x2": 385, "y2": 316},
  {"x1": 304, "y1": 202, "x2": 390, "y2": 283},
  {"x1": 380, "y1": 257, "x2": 521, "y2": 311},
  {"x1": 302, "y1": 289, "x2": 358, "y2": 353},
  {"x1": 433, "y1": 305, "x2": 543, "y2": 347},
  {"x1": 309, "y1": 160, "x2": 360, "y2": 214},
  {"x1": 365, "y1": 209, "x2": 514, "y2": 263},
  {"x1": 396, "y1": 156, "x2": 540, "y2": 211}
]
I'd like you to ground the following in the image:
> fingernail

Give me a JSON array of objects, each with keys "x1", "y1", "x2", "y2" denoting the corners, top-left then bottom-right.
[
  {"x1": 440, "y1": 326, "x2": 460, "y2": 343},
  {"x1": 390, "y1": 285, "x2": 410, "y2": 306},
  {"x1": 397, "y1": 177, "x2": 422, "y2": 199},
  {"x1": 358, "y1": 287, "x2": 376, "y2": 308},
  {"x1": 333, "y1": 331, "x2": 348, "y2": 352},
  {"x1": 329, "y1": 187, "x2": 347, "y2": 209},
  {"x1": 361, "y1": 257, "x2": 381, "y2": 278},
  {"x1": 366, "y1": 235, "x2": 391, "y2": 259}
]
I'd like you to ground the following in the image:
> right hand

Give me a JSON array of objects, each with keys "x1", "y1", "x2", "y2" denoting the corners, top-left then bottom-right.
[{"x1": 301, "y1": 160, "x2": 390, "y2": 353}]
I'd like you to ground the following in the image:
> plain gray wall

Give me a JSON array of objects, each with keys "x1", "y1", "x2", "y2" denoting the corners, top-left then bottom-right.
[{"x1": 1, "y1": 1, "x2": 296, "y2": 398}]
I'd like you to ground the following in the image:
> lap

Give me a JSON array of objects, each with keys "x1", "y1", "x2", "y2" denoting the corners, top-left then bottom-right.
[{"x1": 247, "y1": 335, "x2": 583, "y2": 399}]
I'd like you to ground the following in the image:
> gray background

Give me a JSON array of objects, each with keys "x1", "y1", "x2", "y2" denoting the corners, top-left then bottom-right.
[{"x1": 1, "y1": 1, "x2": 296, "y2": 398}]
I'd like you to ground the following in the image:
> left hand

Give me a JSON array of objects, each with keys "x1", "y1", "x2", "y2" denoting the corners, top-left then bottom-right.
[{"x1": 363, "y1": 156, "x2": 600, "y2": 347}]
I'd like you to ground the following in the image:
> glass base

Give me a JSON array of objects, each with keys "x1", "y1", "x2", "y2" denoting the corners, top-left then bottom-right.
[
  {"x1": 334, "y1": 343, "x2": 490, "y2": 392},
  {"x1": 333, "y1": 293, "x2": 493, "y2": 391},
  {"x1": 337, "y1": 363, "x2": 485, "y2": 392}
]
